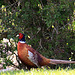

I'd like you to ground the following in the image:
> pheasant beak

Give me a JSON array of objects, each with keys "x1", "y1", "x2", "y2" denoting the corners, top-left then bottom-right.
[{"x1": 16, "y1": 34, "x2": 19, "y2": 37}]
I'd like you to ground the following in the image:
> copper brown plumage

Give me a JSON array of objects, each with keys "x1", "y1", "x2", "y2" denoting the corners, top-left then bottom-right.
[{"x1": 17, "y1": 33, "x2": 75, "y2": 69}]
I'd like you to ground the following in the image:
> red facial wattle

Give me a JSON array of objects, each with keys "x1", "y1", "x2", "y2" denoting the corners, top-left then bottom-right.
[{"x1": 19, "y1": 33, "x2": 23, "y2": 39}]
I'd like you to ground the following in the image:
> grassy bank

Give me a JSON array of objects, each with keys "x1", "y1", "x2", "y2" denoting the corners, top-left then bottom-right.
[{"x1": 0, "y1": 68, "x2": 75, "y2": 75}]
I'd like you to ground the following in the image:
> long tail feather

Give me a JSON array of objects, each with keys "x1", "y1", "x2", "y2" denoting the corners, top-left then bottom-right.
[{"x1": 50, "y1": 59, "x2": 75, "y2": 64}]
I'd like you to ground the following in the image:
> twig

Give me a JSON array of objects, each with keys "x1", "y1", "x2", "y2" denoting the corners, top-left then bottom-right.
[{"x1": 0, "y1": 1, "x2": 18, "y2": 10}]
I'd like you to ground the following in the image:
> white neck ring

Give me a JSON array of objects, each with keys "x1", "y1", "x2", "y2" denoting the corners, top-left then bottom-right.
[{"x1": 19, "y1": 41, "x2": 26, "y2": 43}]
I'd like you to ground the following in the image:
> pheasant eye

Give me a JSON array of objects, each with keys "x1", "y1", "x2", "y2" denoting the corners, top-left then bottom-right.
[{"x1": 19, "y1": 33, "x2": 23, "y2": 39}]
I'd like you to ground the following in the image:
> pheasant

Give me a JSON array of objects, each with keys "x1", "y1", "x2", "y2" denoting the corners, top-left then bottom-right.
[{"x1": 17, "y1": 33, "x2": 75, "y2": 69}]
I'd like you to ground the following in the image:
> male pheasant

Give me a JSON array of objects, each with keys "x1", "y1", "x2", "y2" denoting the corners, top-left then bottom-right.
[{"x1": 17, "y1": 33, "x2": 75, "y2": 69}]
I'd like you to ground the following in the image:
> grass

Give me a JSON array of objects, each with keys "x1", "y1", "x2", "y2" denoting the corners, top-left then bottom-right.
[{"x1": 0, "y1": 68, "x2": 75, "y2": 75}]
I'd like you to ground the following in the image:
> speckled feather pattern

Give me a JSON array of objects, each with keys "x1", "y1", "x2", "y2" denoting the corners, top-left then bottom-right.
[{"x1": 17, "y1": 41, "x2": 50, "y2": 68}]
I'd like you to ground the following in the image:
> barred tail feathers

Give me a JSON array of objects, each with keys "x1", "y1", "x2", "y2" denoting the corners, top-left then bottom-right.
[{"x1": 49, "y1": 59, "x2": 75, "y2": 64}]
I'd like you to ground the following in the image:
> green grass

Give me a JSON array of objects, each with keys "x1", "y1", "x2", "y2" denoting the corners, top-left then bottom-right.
[{"x1": 0, "y1": 68, "x2": 75, "y2": 75}]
